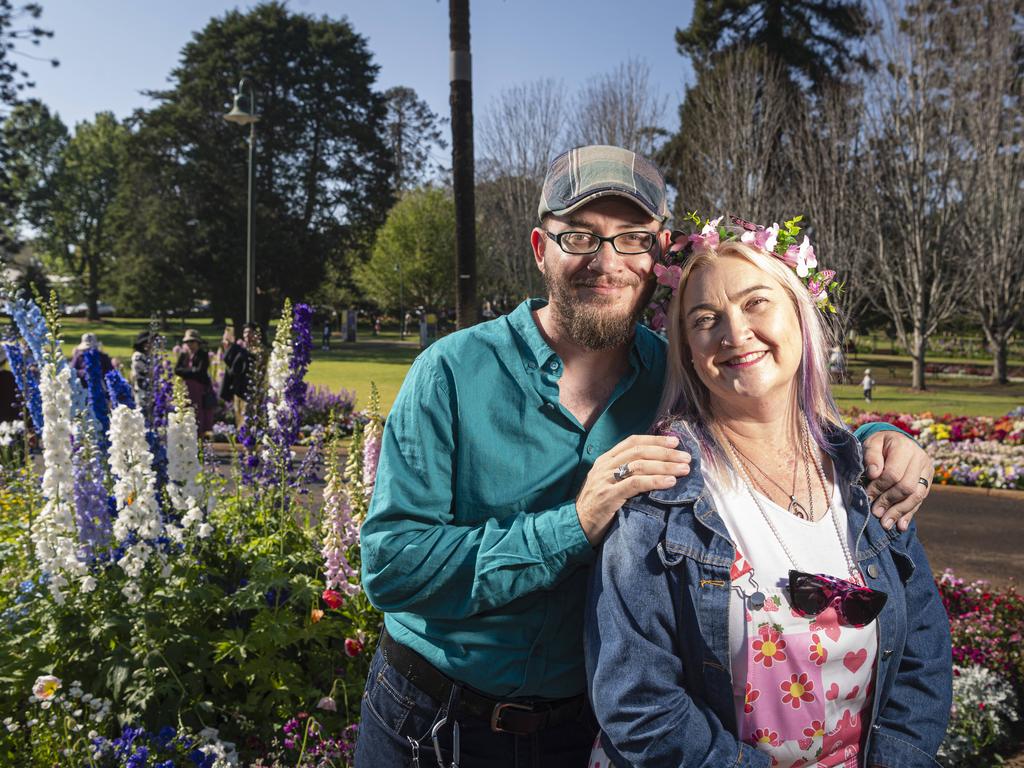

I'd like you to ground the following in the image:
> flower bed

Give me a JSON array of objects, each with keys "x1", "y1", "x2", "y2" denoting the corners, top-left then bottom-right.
[
  {"x1": 0, "y1": 293, "x2": 383, "y2": 767},
  {"x1": 845, "y1": 407, "x2": 1024, "y2": 490}
]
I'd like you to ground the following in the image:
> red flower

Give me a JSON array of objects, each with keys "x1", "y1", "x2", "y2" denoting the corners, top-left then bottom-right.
[
  {"x1": 344, "y1": 637, "x2": 364, "y2": 657},
  {"x1": 752, "y1": 627, "x2": 787, "y2": 668},
  {"x1": 322, "y1": 589, "x2": 344, "y2": 609},
  {"x1": 744, "y1": 682, "x2": 760, "y2": 714},
  {"x1": 780, "y1": 673, "x2": 816, "y2": 709}
]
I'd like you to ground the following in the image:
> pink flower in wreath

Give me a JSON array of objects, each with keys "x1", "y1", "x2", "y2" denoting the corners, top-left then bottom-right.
[
  {"x1": 653, "y1": 263, "x2": 683, "y2": 291},
  {"x1": 780, "y1": 672, "x2": 816, "y2": 709}
]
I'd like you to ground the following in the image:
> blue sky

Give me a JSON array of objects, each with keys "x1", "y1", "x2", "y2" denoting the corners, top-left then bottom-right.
[{"x1": 19, "y1": 0, "x2": 696, "y2": 135}]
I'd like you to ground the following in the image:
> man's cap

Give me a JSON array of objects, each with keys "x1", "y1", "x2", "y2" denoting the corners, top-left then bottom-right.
[
  {"x1": 538, "y1": 144, "x2": 669, "y2": 223},
  {"x1": 182, "y1": 329, "x2": 203, "y2": 343}
]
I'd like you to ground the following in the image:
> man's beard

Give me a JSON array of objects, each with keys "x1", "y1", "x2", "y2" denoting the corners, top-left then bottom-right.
[{"x1": 543, "y1": 270, "x2": 653, "y2": 350}]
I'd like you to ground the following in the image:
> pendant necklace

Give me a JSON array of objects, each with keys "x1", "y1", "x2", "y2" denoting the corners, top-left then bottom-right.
[{"x1": 727, "y1": 433, "x2": 811, "y2": 520}]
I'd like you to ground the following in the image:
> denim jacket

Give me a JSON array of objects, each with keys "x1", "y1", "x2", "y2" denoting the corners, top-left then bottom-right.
[{"x1": 584, "y1": 422, "x2": 952, "y2": 768}]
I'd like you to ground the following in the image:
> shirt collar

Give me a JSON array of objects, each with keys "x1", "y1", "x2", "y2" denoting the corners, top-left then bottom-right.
[{"x1": 506, "y1": 297, "x2": 658, "y2": 371}]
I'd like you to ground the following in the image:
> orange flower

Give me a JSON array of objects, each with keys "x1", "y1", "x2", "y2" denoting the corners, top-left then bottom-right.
[{"x1": 310, "y1": 608, "x2": 324, "y2": 623}]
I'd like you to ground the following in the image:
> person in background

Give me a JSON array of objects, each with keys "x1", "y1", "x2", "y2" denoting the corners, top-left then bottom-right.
[
  {"x1": 175, "y1": 329, "x2": 215, "y2": 435},
  {"x1": 862, "y1": 368, "x2": 875, "y2": 404},
  {"x1": 70, "y1": 332, "x2": 113, "y2": 384},
  {"x1": 0, "y1": 346, "x2": 21, "y2": 424},
  {"x1": 322, "y1": 319, "x2": 331, "y2": 351},
  {"x1": 221, "y1": 324, "x2": 253, "y2": 428}
]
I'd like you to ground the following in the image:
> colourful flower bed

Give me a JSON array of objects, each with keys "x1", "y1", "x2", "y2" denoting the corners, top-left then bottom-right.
[{"x1": 844, "y1": 408, "x2": 1024, "y2": 490}]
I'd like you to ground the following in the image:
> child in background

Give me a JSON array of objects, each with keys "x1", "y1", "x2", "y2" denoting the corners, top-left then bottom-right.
[{"x1": 862, "y1": 368, "x2": 875, "y2": 403}]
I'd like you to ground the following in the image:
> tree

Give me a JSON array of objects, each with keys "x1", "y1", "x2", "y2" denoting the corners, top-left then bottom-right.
[
  {"x1": 476, "y1": 79, "x2": 565, "y2": 303},
  {"x1": 677, "y1": 0, "x2": 872, "y2": 88},
  {"x1": 571, "y1": 59, "x2": 668, "y2": 157},
  {"x1": 660, "y1": 47, "x2": 791, "y2": 221},
  {"x1": 26, "y1": 112, "x2": 128, "y2": 318},
  {"x1": 355, "y1": 188, "x2": 456, "y2": 313},
  {"x1": 958, "y1": 0, "x2": 1024, "y2": 384},
  {"x1": 0, "y1": 1, "x2": 57, "y2": 257},
  {"x1": 862, "y1": 0, "x2": 973, "y2": 390},
  {"x1": 2, "y1": 98, "x2": 67, "y2": 235},
  {"x1": 128, "y1": 2, "x2": 394, "y2": 325},
  {"x1": 383, "y1": 86, "x2": 446, "y2": 194}
]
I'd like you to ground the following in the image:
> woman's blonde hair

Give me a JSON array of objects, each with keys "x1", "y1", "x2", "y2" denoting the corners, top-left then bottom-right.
[{"x1": 656, "y1": 240, "x2": 844, "y2": 458}]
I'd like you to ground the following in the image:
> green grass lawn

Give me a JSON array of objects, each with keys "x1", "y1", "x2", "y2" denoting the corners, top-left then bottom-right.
[{"x1": 34, "y1": 317, "x2": 1024, "y2": 417}]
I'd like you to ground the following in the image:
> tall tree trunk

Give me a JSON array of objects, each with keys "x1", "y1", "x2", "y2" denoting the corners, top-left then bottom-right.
[
  {"x1": 87, "y1": 252, "x2": 100, "y2": 321},
  {"x1": 987, "y1": 330, "x2": 1009, "y2": 385},
  {"x1": 911, "y1": 328, "x2": 927, "y2": 391},
  {"x1": 449, "y1": 0, "x2": 477, "y2": 329}
]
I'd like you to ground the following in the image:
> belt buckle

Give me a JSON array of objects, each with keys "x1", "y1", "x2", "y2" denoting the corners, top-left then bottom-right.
[{"x1": 490, "y1": 701, "x2": 534, "y2": 734}]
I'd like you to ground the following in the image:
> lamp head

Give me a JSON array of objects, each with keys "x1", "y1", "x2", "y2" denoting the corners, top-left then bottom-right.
[{"x1": 224, "y1": 90, "x2": 258, "y2": 125}]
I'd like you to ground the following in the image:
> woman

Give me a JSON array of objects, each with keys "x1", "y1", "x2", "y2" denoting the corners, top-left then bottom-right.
[
  {"x1": 175, "y1": 328, "x2": 215, "y2": 435},
  {"x1": 585, "y1": 218, "x2": 951, "y2": 767}
]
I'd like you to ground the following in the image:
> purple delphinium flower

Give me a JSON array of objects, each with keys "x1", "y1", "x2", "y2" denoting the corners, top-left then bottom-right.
[
  {"x1": 301, "y1": 384, "x2": 357, "y2": 429},
  {"x1": 73, "y1": 432, "x2": 113, "y2": 561},
  {"x1": 105, "y1": 369, "x2": 136, "y2": 409},
  {"x1": 2, "y1": 342, "x2": 43, "y2": 431},
  {"x1": 277, "y1": 302, "x2": 313, "y2": 450}
]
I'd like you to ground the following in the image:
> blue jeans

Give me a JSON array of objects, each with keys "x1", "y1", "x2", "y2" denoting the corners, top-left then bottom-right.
[{"x1": 355, "y1": 645, "x2": 597, "y2": 767}]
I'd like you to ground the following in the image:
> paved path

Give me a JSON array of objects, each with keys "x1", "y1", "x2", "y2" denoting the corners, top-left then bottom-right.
[{"x1": 914, "y1": 485, "x2": 1024, "y2": 588}]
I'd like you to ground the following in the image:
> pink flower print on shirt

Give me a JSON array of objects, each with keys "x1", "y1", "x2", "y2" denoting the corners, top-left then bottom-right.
[
  {"x1": 808, "y1": 633, "x2": 828, "y2": 666},
  {"x1": 752, "y1": 626, "x2": 788, "y2": 668},
  {"x1": 752, "y1": 727, "x2": 781, "y2": 748},
  {"x1": 798, "y1": 718, "x2": 827, "y2": 750},
  {"x1": 744, "y1": 682, "x2": 760, "y2": 714},
  {"x1": 780, "y1": 672, "x2": 816, "y2": 709}
]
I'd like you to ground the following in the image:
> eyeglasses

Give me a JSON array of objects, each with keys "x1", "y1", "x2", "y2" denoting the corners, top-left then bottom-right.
[
  {"x1": 788, "y1": 570, "x2": 887, "y2": 627},
  {"x1": 544, "y1": 229, "x2": 657, "y2": 256}
]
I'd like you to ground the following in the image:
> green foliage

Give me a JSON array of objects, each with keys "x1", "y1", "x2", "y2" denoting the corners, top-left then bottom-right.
[
  {"x1": 0, "y1": 473, "x2": 379, "y2": 764},
  {"x1": 676, "y1": 0, "x2": 872, "y2": 87},
  {"x1": 124, "y1": 1, "x2": 394, "y2": 324},
  {"x1": 355, "y1": 187, "x2": 457, "y2": 312}
]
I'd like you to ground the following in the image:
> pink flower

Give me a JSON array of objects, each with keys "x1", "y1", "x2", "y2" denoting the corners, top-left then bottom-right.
[
  {"x1": 317, "y1": 696, "x2": 337, "y2": 711},
  {"x1": 653, "y1": 263, "x2": 683, "y2": 291},
  {"x1": 650, "y1": 306, "x2": 667, "y2": 332},
  {"x1": 741, "y1": 222, "x2": 779, "y2": 252},
  {"x1": 784, "y1": 236, "x2": 817, "y2": 277}
]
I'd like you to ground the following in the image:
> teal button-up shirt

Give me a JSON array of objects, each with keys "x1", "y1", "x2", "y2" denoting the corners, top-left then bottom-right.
[
  {"x1": 360, "y1": 299, "x2": 666, "y2": 698},
  {"x1": 360, "y1": 298, "x2": 902, "y2": 698}
]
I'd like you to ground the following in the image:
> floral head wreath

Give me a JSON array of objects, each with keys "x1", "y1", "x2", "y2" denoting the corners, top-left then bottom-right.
[{"x1": 646, "y1": 212, "x2": 840, "y2": 332}]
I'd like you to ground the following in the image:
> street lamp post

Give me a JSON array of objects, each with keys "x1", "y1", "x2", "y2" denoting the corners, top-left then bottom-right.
[
  {"x1": 395, "y1": 262, "x2": 405, "y2": 339},
  {"x1": 223, "y1": 78, "x2": 259, "y2": 326}
]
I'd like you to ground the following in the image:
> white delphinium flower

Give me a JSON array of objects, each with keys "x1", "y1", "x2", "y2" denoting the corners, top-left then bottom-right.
[
  {"x1": 165, "y1": 382, "x2": 211, "y2": 541},
  {"x1": 264, "y1": 299, "x2": 293, "y2": 441},
  {"x1": 108, "y1": 404, "x2": 164, "y2": 603},
  {"x1": 34, "y1": 362, "x2": 87, "y2": 603}
]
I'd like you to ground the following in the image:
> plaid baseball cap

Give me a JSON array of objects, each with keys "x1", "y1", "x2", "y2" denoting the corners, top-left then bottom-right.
[{"x1": 538, "y1": 144, "x2": 669, "y2": 223}]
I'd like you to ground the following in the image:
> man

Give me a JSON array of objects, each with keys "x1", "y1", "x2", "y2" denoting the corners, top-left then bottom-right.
[
  {"x1": 356, "y1": 145, "x2": 933, "y2": 767},
  {"x1": 221, "y1": 324, "x2": 255, "y2": 428}
]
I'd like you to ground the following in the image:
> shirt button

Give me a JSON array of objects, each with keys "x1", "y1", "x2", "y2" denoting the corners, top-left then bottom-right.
[
  {"x1": 866, "y1": 564, "x2": 880, "y2": 579},
  {"x1": 882, "y1": 648, "x2": 894, "y2": 659},
  {"x1": 548, "y1": 361, "x2": 559, "y2": 371},
  {"x1": 586, "y1": 446, "x2": 594, "y2": 455},
  {"x1": 544, "y1": 403, "x2": 555, "y2": 411},
  {"x1": 527, "y1": 362, "x2": 537, "y2": 371}
]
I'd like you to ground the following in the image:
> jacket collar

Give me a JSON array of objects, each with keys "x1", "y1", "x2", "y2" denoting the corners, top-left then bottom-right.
[{"x1": 645, "y1": 417, "x2": 865, "y2": 506}]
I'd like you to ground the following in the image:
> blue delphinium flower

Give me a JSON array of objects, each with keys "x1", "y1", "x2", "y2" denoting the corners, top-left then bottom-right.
[
  {"x1": 106, "y1": 369, "x2": 136, "y2": 409},
  {"x1": 83, "y1": 348, "x2": 110, "y2": 451},
  {"x1": 2, "y1": 342, "x2": 43, "y2": 431}
]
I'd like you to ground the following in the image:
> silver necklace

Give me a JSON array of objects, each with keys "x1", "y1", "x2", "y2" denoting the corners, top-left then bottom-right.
[
  {"x1": 728, "y1": 439, "x2": 809, "y2": 519},
  {"x1": 722, "y1": 418, "x2": 861, "y2": 610}
]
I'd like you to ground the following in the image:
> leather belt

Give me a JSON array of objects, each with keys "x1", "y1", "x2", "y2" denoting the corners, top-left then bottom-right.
[{"x1": 379, "y1": 628, "x2": 586, "y2": 736}]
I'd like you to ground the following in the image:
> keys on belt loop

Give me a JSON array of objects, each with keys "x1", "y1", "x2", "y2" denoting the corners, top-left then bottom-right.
[{"x1": 431, "y1": 682, "x2": 462, "y2": 768}]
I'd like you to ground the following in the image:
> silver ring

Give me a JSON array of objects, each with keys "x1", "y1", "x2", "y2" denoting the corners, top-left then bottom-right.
[
  {"x1": 613, "y1": 463, "x2": 633, "y2": 482},
  {"x1": 917, "y1": 477, "x2": 929, "y2": 489}
]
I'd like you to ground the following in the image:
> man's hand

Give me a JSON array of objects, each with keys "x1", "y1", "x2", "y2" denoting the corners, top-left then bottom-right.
[
  {"x1": 576, "y1": 435, "x2": 691, "y2": 546},
  {"x1": 863, "y1": 431, "x2": 935, "y2": 531}
]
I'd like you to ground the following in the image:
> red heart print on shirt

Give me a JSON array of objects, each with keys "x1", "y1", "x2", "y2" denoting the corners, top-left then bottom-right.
[{"x1": 844, "y1": 649, "x2": 867, "y2": 673}]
